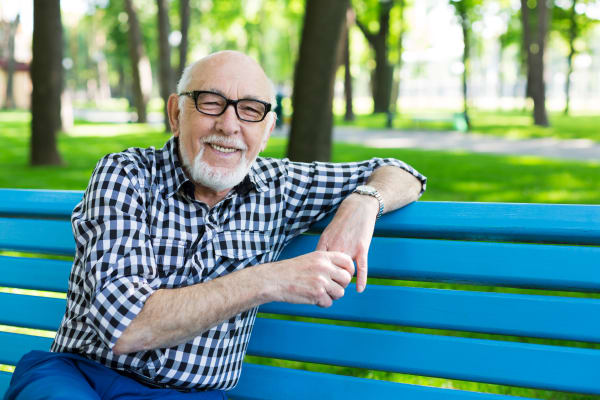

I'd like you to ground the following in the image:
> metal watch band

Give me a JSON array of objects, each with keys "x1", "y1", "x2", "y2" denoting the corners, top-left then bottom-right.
[{"x1": 353, "y1": 185, "x2": 384, "y2": 219}]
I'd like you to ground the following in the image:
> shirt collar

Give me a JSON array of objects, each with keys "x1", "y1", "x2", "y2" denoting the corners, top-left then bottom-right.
[{"x1": 162, "y1": 137, "x2": 269, "y2": 199}]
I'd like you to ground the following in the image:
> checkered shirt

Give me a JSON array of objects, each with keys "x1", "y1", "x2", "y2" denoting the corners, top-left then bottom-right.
[{"x1": 51, "y1": 137, "x2": 426, "y2": 391}]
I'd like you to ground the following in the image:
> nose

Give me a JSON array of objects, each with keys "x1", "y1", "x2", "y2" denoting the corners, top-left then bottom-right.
[{"x1": 214, "y1": 103, "x2": 240, "y2": 136}]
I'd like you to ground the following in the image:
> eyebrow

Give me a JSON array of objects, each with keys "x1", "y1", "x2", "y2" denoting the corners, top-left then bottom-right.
[{"x1": 206, "y1": 88, "x2": 268, "y2": 103}]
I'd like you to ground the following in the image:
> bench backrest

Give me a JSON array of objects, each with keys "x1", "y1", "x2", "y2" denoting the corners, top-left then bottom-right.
[{"x1": 1, "y1": 188, "x2": 600, "y2": 399}]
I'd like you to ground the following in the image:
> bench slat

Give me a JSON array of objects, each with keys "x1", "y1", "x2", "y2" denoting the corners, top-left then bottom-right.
[
  {"x1": 0, "y1": 332, "x2": 53, "y2": 365},
  {"x1": 0, "y1": 293, "x2": 65, "y2": 332},
  {"x1": 0, "y1": 189, "x2": 82, "y2": 219},
  {"x1": 229, "y1": 363, "x2": 534, "y2": 400},
  {"x1": 313, "y1": 202, "x2": 600, "y2": 245},
  {"x1": 282, "y1": 235, "x2": 600, "y2": 291},
  {"x1": 3, "y1": 285, "x2": 600, "y2": 343},
  {"x1": 2, "y1": 189, "x2": 599, "y2": 245},
  {"x1": 261, "y1": 284, "x2": 600, "y2": 342},
  {"x1": 248, "y1": 318, "x2": 600, "y2": 394},
  {"x1": 0, "y1": 256, "x2": 72, "y2": 292},
  {"x1": 0, "y1": 218, "x2": 75, "y2": 256}
]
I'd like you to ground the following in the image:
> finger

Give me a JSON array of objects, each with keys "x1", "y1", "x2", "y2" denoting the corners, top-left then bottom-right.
[
  {"x1": 325, "y1": 281, "x2": 345, "y2": 301},
  {"x1": 356, "y1": 251, "x2": 368, "y2": 293},
  {"x1": 329, "y1": 265, "x2": 352, "y2": 288},
  {"x1": 327, "y1": 251, "x2": 355, "y2": 276}
]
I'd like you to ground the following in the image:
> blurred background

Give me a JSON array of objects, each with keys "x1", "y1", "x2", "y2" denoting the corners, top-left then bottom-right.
[{"x1": 0, "y1": 0, "x2": 599, "y2": 204}]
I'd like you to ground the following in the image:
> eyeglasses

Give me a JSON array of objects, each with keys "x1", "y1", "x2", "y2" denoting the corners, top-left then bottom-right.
[{"x1": 179, "y1": 90, "x2": 272, "y2": 122}]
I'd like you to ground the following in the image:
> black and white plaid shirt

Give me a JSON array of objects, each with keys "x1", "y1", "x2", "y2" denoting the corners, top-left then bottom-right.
[{"x1": 51, "y1": 137, "x2": 426, "y2": 391}]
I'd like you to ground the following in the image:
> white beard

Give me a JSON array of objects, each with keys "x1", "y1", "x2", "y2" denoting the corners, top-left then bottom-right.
[{"x1": 179, "y1": 135, "x2": 254, "y2": 192}]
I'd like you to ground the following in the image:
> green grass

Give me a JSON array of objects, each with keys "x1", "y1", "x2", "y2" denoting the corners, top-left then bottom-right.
[
  {"x1": 2, "y1": 110, "x2": 600, "y2": 399},
  {"x1": 335, "y1": 109, "x2": 600, "y2": 142},
  {"x1": 2, "y1": 110, "x2": 599, "y2": 204}
]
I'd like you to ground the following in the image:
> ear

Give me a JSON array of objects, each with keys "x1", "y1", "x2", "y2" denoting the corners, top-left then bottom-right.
[
  {"x1": 260, "y1": 114, "x2": 276, "y2": 152},
  {"x1": 167, "y1": 94, "x2": 182, "y2": 137}
]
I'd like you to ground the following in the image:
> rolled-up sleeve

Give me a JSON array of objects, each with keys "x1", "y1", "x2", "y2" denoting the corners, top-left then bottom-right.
[
  {"x1": 282, "y1": 157, "x2": 426, "y2": 238},
  {"x1": 72, "y1": 154, "x2": 159, "y2": 349}
]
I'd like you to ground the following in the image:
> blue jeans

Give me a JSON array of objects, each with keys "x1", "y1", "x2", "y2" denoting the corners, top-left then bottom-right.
[{"x1": 4, "y1": 351, "x2": 226, "y2": 400}]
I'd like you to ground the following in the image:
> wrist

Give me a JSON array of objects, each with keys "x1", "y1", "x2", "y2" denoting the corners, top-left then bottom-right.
[{"x1": 352, "y1": 185, "x2": 384, "y2": 219}]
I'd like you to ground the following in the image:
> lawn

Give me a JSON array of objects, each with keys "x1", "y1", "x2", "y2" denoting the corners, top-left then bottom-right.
[
  {"x1": 1, "y1": 111, "x2": 599, "y2": 204},
  {"x1": 2, "y1": 111, "x2": 600, "y2": 399},
  {"x1": 335, "y1": 109, "x2": 600, "y2": 142}
]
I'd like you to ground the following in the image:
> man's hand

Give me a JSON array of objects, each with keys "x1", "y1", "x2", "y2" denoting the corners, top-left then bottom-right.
[
  {"x1": 267, "y1": 251, "x2": 355, "y2": 307},
  {"x1": 316, "y1": 194, "x2": 379, "y2": 293}
]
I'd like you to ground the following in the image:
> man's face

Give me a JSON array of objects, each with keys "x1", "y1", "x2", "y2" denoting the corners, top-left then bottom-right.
[{"x1": 172, "y1": 53, "x2": 274, "y2": 193}]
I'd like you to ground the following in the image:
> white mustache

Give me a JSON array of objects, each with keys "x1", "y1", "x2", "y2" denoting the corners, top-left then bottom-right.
[{"x1": 202, "y1": 135, "x2": 247, "y2": 151}]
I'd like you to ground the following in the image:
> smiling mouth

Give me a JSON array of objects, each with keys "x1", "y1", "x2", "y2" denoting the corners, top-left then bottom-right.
[{"x1": 209, "y1": 143, "x2": 239, "y2": 153}]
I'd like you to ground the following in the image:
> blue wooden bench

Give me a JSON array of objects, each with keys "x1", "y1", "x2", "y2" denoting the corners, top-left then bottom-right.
[{"x1": 1, "y1": 188, "x2": 600, "y2": 399}]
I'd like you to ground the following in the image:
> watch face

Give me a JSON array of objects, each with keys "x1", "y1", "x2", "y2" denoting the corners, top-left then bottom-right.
[{"x1": 356, "y1": 185, "x2": 375, "y2": 195}]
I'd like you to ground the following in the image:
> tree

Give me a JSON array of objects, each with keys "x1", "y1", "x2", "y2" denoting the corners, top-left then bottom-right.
[
  {"x1": 553, "y1": 0, "x2": 598, "y2": 114},
  {"x1": 30, "y1": 0, "x2": 63, "y2": 166},
  {"x1": 157, "y1": 0, "x2": 174, "y2": 132},
  {"x1": 449, "y1": 0, "x2": 482, "y2": 130},
  {"x1": 343, "y1": 22, "x2": 355, "y2": 122},
  {"x1": 521, "y1": 0, "x2": 551, "y2": 126},
  {"x1": 3, "y1": 15, "x2": 19, "y2": 109},
  {"x1": 354, "y1": 0, "x2": 395, "y2": 113},
  {"x1": 124, "y1": 0, "x2": 152, "y2": 123},
  {"x1": 287, "y1": 0, "x2": 349, "y2": 162},
  {"x1": 178, "y1": 0, "x2": 190, "y2": 78}
]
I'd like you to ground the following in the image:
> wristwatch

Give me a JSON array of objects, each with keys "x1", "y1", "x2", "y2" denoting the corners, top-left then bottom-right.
[{"x1": 353, "y1": 185, "x2": 384, "y2": 219}]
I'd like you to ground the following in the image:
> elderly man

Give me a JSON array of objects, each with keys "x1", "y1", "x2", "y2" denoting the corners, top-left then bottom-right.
[{"x1": 6, "y1": 51, "x2": 426, "y2": 399}]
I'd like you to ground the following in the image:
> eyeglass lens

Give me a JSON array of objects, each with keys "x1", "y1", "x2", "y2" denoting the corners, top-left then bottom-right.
[{"x1": 196, "y1": 92, "x2": 266, "y2": 122}]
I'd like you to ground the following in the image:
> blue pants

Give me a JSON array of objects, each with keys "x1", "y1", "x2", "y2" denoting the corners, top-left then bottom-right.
[{"x1": 4, "y1": 351, "x2": 226, "y2": 400}]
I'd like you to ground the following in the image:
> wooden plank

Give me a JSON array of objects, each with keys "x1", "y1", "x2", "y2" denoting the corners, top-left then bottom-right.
[
  {"x1": 0, "y1": 332, "x2": 53, "y2": 365},
  {"x1": 0, "y1": 218, "x2": 74, "y2": 256},
  {"x1": 247, "y1": 318, "x2": 600, "y2": 394},
  {"x1": 0, "y1": 189, "x2": 82, "y2": 219},
  {"x1": 0, "y1": 256, "x2": 71, "y2": 292},
  {"x1": 261, "y1": 284, "x2": 600, "y2": 342},
  {"x1": 312, "y1": 202, "x2": 600, "y2": 245},
  {"x1": 0, "y1": 293, "x2": 65, "y2": 331},
  {"x1": 281, "y1": 235, "x2": 600, "y2": 291},
  {"x1": 229, "y1": 363, "x2": 534, "y2": 400}
]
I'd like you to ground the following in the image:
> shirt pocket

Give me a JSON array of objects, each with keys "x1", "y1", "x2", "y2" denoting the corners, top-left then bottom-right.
[
  {"x1": 151, "y1": 238, "x2": 191, "y2": 285},
  {"x1": 213, "y1": 230, "x2": 273, "y2": 264}
]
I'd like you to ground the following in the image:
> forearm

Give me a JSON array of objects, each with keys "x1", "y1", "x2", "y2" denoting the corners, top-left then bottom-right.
[
  {"x1": 113, "y1": 264, "x2": 273, "y2": 355},
  {"x1": 113, "y1": 250, "x2": 354, "y2": 355},
  {"x1": 365, "y1": 165, "x2": 423, "y2": 214}
]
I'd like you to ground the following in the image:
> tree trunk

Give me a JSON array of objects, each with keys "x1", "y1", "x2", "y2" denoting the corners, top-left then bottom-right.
[
  {"x1": 390, "y1": 0, "x2": 406, "y2": 115},
  {"x1": 343, "y1": 28, "x2": 354, "y2": 122},
  {"x1": 157, "y1": 0, "x2": 174, "y2": 132},
  {"x1": 4, "y1": 15, "x2": 19, "y2": 109},
  {"x1": 178, "y1": 0, "x2": 190, "y2": 79},
  {"x1": 287, "y1": 0, "x2": 349, "y2": 162},
  {"x1": 356, "y1": 0, "x2": 394, "y2": 114},
  {"x1": 564, "y1": 0, "x2": 577, "y2": 115},
  {"x1": 460, "y1": 9, "x2": 471, "y2": 130},
  {"x1": 521, "y1": 0, "x2": 550, "y2": 126},
  {"x1": 30, "y1": 0, "x2": 63, "y2": 166},
  {"x1": 124, "y1": 0, "x2": 150, "y2": 123}
]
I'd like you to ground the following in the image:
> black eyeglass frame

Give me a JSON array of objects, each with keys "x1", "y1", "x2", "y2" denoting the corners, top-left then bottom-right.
[{"x1": 179, "y1": 90, "x2": 272, "y2": 123}]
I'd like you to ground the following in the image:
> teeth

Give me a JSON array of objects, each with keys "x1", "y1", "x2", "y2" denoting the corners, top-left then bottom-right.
[{"x1": 210, "y1": 143, "x2": 238, "y2": 153}]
